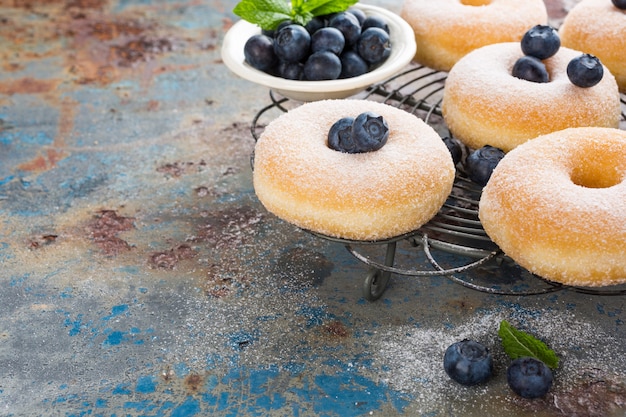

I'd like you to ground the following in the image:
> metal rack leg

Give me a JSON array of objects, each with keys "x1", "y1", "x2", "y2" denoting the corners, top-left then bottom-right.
[{"x1": 362, "y1": 241, "x2": 397, "y2": 301}]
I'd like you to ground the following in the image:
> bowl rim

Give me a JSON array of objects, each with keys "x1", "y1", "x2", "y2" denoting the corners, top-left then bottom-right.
[{"x1": 221, "y1": 4, "x2": 416, "y2": 97}]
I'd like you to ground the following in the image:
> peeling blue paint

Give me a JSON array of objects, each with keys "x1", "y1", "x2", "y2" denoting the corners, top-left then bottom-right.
[
  {"x1": 0, "y1": 130, "x2": 54, "y2": 146},
  {"x1": 136, "y1": 376, "x2": 157, "y2": 394},
  {"x1": 65, "y1": 314, "x2": 84, "y2": 337},
  {"x1": 9, "y1": 273, "x2": 29, "y2": 287}
]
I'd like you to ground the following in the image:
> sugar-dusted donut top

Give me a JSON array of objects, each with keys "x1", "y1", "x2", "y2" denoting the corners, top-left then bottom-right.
[
  {"x1": 402, "y1": 0, "x2": 546, "y2": 23},
  {"x1": 483, "y1": 127, "x2": 626, "y2": 234},
  {"x1": 561, "y1": 0, "x2": 626, "y2": 41},
  {"x1": 442, "y1": 42, "x2": 621, "y2": 151},
  {"x1": 445, "y1": 42, "x2": 618, "y2": 112},
  {"x1": 254, "y1": 99, "x2": 453, "y2": 206}
]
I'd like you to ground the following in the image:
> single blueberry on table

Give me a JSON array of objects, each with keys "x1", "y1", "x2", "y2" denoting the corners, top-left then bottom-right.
[
  {"x1": 243, "y1": 34, "x2": 278, "y2": 72},
  {"x1": 612, "y1": 0, "x2": 626, "y2": 9},
  {"x1": 328, "y1": 117, "x2": 357, "y2": 153},
  {"x1": 443, "y1": 339, "x2": 493, "y2": 386},
  {"x1": 567, "y1": 54, "x2": 604, "y2": 88},
  {"x1": 329, "y1": 12, "x2": 362, "y2": 46},
  {"x1": 304, "y1": 51, "x2": 342, "y2": 80},
  {"x1": 442, "y1": 136, "x2": 463, "y2": 166},
  {"x1": 521, "y1": 25, "x2": 560, "y2": 60},
  {"x1": 274, "y1": 24, "x2": 311, "y2": 63},
  {"x1": 507, "y1": 357, "x2": 554, "y2": 399},
  {"x1": 512, "y1": 55, "x2": 549, "y2": 83},
  {"x1": 351, "y1": 112, "x2": 389, "y2": 152},
  {"x1": 465, "y1": 145, "x2": 505, "y2": 186},
  {"x1": 339, "y1": 50, "x2": 369, "y2": 79},
  {"x1": 361, "y1": 15, "x2": 390, "y2": 34},
  {"x1": 311, "y1": 27, "x2": 345, "y2": 55},
  {"x1": 357, "y1": 27, "x2": 391, "y2": 65}
]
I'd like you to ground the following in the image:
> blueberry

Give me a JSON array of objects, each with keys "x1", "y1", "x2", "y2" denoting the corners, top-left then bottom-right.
[
  {"x1": 521, "y1": 25, "x2": 560, "y2": 60},
  {"x1": 305, "y1": 16, "x2": 326, "y2": 35},
  {"x1": 328, "y1": 117, "x2": 357, "y2": 153},
  {"x1": 612, "y1": 0, "x2": 626, "y2": 9},
  {"x1": 319, "y1": 13, "x2": 337, "y2": 24},
  {"x1": 276, "y1": 20, "x2": 295, "y2": 33},
  {"x1": 274, "y1": 24, "x2": 311, "y2": 63},
  {"x1": 443, "y1": 339, "x2": 493, "y2": 386},
  {"x1": 465, "y1": 145, "x2": 505, "y2": 186},
  {"x1": 442, "y1": 136, "x2": 463, "y2": 166},
  {"x1": 303, "y1": 51, "x2": 342, "y2": 80},
  {"x1": 507, "y1": 357, "x2": 553, "y2": 399},
  {"x1": 567, "y1": 54, "x2": 604, "y2": 88},
  {"x1": 347, "y1": 7, "x2": 366, "y2": 25},
  {"x1": 311, "y1": 27, "x2": 345, "y2": 55},
  {"x1": 329, "y1": 12, "x2": 361, "y2": 46},
  {"x1": 351, "y1": 112, "x2": 389, "y2": 152},
  {"x1": 339, "y1": 50, "x2": 369, "y2": 78},
  {"x1": 357, "y1": 27, "x2": 391, "y2": 65},
  {"x1": 512, "y1": 55, "x2": 549, "y2": 83},
  {"x1": 361, "y1": 15, "x2": 390, "y2": 34},
  {"x1": 261, "y1": 28, "x2": 275, "y2": 38},
  {"x1": 263, "y1": 19, "x2": 297, "y2": 38},
  {"x1": 277, "y1": 60, "x2": 304, "y2": 80},
  {"x1": 244, "y1": 34, "x2": 278, "y2": 72}
]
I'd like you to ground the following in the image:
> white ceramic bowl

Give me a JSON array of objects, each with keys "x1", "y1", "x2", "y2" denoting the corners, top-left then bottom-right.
[{"x1": 221, "y1": 4, "x2": 416, "y2": 102}]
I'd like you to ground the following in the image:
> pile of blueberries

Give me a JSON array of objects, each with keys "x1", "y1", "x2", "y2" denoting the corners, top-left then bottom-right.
[
  {"x1": 444, "y1": 339, "x2": 554, "y2": 399},
  {"x1": 243, "y1": 9, "x2": 392, "y2": 81},
  {"x1": 512, "y1": 25, "x2": 604, "y2": 88}
]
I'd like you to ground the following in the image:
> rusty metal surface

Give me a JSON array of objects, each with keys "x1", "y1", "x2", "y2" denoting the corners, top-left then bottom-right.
[{"x1": 0, "y1": 0, "x2": 624, "y2": 416}]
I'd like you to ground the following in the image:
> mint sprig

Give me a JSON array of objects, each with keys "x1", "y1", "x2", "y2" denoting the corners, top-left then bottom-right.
[
  {"x1": 498, "y1": 320, "x2": 559, "y2": 369},
  {"x1": 233, "y1": 0, "x2": 359, "y2": 31}
]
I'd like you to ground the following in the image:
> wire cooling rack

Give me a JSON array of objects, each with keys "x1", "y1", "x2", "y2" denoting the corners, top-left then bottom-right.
[{"x1": 250, "y1": 65, "x2": 626, "y2": 300}]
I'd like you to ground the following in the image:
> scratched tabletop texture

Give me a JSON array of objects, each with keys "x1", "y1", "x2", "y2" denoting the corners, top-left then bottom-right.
[{"x1": 0, "y1": 0, "x2": 624, "y2": 416}]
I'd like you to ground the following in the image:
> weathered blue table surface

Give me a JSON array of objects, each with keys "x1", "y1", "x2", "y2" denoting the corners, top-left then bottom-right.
[{"x1": 1, "y1": 1, "x2": 624, "y2": 416}]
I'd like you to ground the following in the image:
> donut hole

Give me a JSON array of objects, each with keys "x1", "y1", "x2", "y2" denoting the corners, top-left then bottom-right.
[
  {"x1": 570, "y1": 153, "x2": 624, "y2": 189},
  {"x1": 460, "y1": 0, "x2": 492, "y2": 5}
]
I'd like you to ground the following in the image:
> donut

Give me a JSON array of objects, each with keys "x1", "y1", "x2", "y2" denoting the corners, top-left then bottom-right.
[
  {"x1": 559, "y1": 0, "x2": 626, "y2": 92},
  {"x1": 478, "y1": 127, "x2": 626, "y2": 287},
  {"x1": 441, "y1": 42, "x2": 622, "y2": 152},
  {"x1": 399, "y1": 0, "x2": 548, "y2": 72},
  {"x1": 252, "y1": 99, "x2": 455, "y2": 241}
]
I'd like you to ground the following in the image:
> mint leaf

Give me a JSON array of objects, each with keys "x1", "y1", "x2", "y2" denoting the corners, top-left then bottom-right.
[
  {"x1": 233, "y1": 0, "x2": 359, "y2": 30},
  {"x1": 498, "y1": 320, "x2": 559, "y2": 369},
  {"x1": 233, "y1": 0, "x2": 292, "y2": 30},
  {"x1": 299, "y1": 0, "x2": 359, "y2": 16}
]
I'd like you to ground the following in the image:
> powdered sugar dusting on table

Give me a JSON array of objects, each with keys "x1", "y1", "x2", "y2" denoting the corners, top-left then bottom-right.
[{"x1": 370, "y1": 307, "x2": 626, "y2": 414}]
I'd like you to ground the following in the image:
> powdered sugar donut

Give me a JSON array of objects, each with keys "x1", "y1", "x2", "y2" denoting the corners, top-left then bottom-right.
[
  {"x1": 400, "y1": 0, "x2": 548, "y2": 72},
  {"x1": 441, "y1": 42, "x2": 621, "y2": 152},
  {"x1": 253, "y1": 99, "x2": 455, "y2": 241},
  {"x1": 559, "y1": 0, "x2": 626, "y2": 92},
  {"x1": 479, "y1": 127, "x2": 626, "y2": 287}
]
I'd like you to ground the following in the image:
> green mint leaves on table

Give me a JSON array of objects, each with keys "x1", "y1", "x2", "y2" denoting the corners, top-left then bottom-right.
[
  {"x1": 234, "y1": 0, "x2": 359, "y2": 30},
  {"x1": 498, "y1": 320, "x2": 559, "y2": 370}
]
